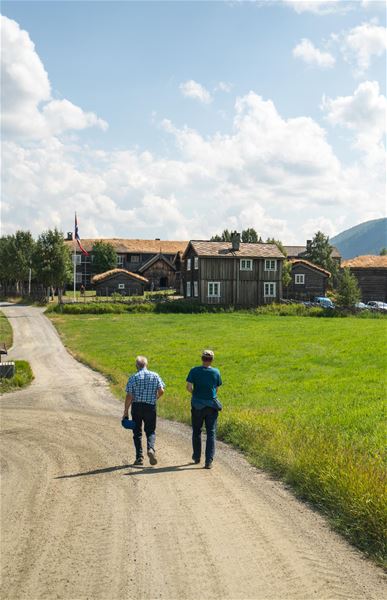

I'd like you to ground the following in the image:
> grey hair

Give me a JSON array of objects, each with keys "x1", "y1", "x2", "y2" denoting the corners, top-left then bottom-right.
[{"x1": 136, "y1": 355, "x2": 148, "y2": 369}]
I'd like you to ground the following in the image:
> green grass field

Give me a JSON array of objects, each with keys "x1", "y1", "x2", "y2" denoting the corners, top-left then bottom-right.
[
  {"x1": 49, "y1": 312, "x2": 387, "y2": 562},
  {"x1": 0, "y1": 310, "x2": 13, "y2": 348},
  {"x1": 0, "y1": 311, "x2": 33, "y2": 393}
]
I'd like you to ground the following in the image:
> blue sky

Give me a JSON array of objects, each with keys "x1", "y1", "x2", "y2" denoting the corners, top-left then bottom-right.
[{"x1": 1, "y1": 1, "x2": 386, "y2": 242}]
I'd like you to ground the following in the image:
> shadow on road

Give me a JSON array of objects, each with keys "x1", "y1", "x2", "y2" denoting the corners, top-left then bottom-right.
[
  {"x1": 55, "y1": 462, "x2": 200, "y2": 479},
  {"x1": 55, "y1": 464, "x2": 132, "y2": 479}
]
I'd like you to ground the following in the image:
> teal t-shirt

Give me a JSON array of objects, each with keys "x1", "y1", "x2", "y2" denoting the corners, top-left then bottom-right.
[{"x1": 186, "y1": 366, "x2": 222, "y2": 410}]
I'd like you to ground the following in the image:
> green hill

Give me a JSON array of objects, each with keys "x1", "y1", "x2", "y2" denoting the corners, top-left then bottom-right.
[{"x1": 331, "y1": 218, "x2": 387, "y2": 259}]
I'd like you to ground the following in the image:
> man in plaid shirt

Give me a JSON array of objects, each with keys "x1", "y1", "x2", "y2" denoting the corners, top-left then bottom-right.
[{"x1": 123, "y1": 356, "x2": 165, "y2": 466}]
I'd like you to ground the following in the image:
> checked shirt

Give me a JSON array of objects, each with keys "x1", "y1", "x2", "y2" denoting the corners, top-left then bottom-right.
[{"x1": 126, "y1": 368, "x2": 165, "y2": 405}]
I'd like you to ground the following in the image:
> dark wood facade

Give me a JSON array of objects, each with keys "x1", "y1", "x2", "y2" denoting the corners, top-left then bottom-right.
[
  {"x1": 342, "y1": 256, "x2": 387, "y2": 302},
  {"x1": 182, "y1": 240, "x2": 284, "y2": 306},
  {"x1": 92, "y1": 270, "x2": 148, "y2": 296},
  {"x1": 286, "y1": 260, "x2": 330, "y2": 300}
]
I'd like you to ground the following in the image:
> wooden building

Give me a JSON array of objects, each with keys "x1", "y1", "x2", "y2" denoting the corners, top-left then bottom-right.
[
  {"x1": 91, "y1": 269, "x2": 148, "y2": 296},
  {"x1": 341, "y1": 255, "x2": 387, "y2": 302},
  {"x1": 286, "y1": 259, "x2": 330, "y2": 300},
  {"x1": 182, "y1": 235, "x2": 285, "y2": 306},
  {"x1": 285, "y1": 243, "x2": 341, "y2": 267},
  {"x1": 65, "y1": 237, "x2": 187, "y2": 290}
]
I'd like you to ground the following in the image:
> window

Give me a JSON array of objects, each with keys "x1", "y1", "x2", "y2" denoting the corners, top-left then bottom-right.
[
  {"x1": 117, "y1": 254, "x2": 124, "y2": 266},
  {"x1": 187, "y1": 258, "x2": 191, "y2": 271},
  {"x1": 194, "y1": 256, "x2": 199, "y2": 270},
  {"x1": 186, "y1": 281, "x2": 191, "y2": 297},
  {"x1": 240, "y1": 259, "x2": 253, "y2": 271},
  {"x1": 194, "y1": 281, "x2": 198, "y2": 297},
  {"x1": 208, "y1": 282, "x2": 221, "y2": 297},
  {"x1": 264, "y1": 259, "x2": 277, "y2": 271},
  {"x1": 264, "y1": 282, "x2": 276, "y2": 297},
  {"x1": 295, "y1": 274, "x2": 305, "y2": 285},
  {"x1": 130, "y1": 255, "x2": 140, "y2": 263},
  {"x1": 73, "y1": 254, "x2": 82, "y2": 265},
  {"x1": 118, "y1": 283, "x2": 125, "y2": 289},
  {"x1": 75, "y1": 273, "x2": 82, "y2": 283}
]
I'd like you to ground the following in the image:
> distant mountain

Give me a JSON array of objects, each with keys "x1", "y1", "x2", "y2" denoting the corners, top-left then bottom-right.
[{"x1": 331, "y1": 218, "x2": 387, "y2": 259}]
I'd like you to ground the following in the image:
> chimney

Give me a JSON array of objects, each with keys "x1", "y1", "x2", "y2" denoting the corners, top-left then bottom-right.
[
  {"x1": 231, "y1": 231, "x2": 241, "y2": 251},
  {"x1": 67, "y1": 232, "x2": 73, "y2": 241},
  {"x1": 155, "y1": 238, "x2": 160, "y2": 241}
]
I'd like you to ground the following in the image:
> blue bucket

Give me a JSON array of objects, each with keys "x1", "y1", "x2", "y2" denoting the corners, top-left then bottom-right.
[{"x1": 121, "y1": 417, "x2": 136, "y2": 430}]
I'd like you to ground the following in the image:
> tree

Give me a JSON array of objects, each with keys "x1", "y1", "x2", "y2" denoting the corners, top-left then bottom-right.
[
  {"x1": 380, "y1": 247, "x2": 387, "y2": 256},
  {"x1": 34, "y1": 229, "x2": 72, "y2": 301},
  {"x1": 92, "y1": 240, "x2": 117, "y2": 274},
  {"x1": 266, "y1": 238, "x2": 291, "y2": 290},
  {"x1": 266, "y1": 237, "x2": 287, "y2": 257},
  {"x1": 0, "y1": 231, "x2": 35, "y2": 294},
  {"x1": 241, "y1": 228, "x2": 258, "y2": 243},
  {"x1": 336, "y1": 268, "x2": 360, "y2": 307},
  {"x1": 304, "y1": 231, "x2": 337, "y2": 278}
]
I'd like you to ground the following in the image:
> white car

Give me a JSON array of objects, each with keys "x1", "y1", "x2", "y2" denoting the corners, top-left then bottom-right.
[{"x1": 367, "y1": 301, "x2": 387, "y2": 311}]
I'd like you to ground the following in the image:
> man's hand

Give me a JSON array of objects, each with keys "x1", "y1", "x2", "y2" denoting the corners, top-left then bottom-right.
[{"x1": 186, "y1": 382, "x2": 193, "y2": 393}]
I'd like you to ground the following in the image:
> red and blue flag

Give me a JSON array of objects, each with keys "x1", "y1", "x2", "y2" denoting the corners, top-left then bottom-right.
[{"x1": 74, "y1": 213, "x2": 89, "y2": 256}]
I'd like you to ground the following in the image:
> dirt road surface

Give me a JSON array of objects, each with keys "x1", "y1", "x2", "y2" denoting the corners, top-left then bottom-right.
[{"x1": 0, "y1": 304, "x2": 385, "y2": 600}]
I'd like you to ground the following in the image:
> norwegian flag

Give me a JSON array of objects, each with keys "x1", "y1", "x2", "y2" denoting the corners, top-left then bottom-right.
[{"x1": 74, "y1": 213, "x2": 89, "y2": 256}]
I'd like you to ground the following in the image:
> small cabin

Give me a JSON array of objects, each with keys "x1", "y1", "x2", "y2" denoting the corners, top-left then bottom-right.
[
  {"x1": 286, "y1": 259, "x2": 330, "y2": 300},
  {"x1": 91, "y1": 269, "x2": 148, "y2": 296},
  {"x1": 341, "y1": 256, "x2": 387, "y2": 302}
]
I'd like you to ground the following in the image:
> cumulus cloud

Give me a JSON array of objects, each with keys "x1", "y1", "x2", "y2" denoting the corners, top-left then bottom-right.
[
  {"x1": 322, "y1": 80, "x2": 386, "y2": 160},
  {"x1": 179, "y1": 80, "x2": 213, "y2": 104},
  {"x1": 293, "y1": 39, "x2": 336, "y2": 68},
  {"x1": 215, "y1": 81, "x2": 233, "y2": 93},
  {"x1": 340, "y1": 21, "x2": 387, "y2": 75},
  {"x1": 1, "y1": 15, "x2": 107, "y2": 139}
]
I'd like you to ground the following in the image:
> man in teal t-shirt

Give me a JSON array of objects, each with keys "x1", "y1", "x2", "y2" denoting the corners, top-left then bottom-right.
[{"x1": 186, "y1": 350, "x2": 222, "y2": 469}]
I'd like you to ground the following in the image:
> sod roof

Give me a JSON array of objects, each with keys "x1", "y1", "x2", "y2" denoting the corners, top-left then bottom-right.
[
  {"x1": 91, "y1": 269, "x2": 149, "y2": 284},
  {"x1": 342, "y1": 255, "x2": 387, "y2": 269},
  {"x1": 66, "y1": 239, "x2": 188, "y2": 254}
]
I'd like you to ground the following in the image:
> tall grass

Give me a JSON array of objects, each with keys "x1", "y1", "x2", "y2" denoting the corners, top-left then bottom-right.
[
  {"x1": 0, "y1": 310, "x2": 13, "y2": 347},
  {"x1": 49, "y1": 312, "x2": 387, "y2": 563}
]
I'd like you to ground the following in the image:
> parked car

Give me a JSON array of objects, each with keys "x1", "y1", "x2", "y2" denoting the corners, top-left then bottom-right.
[
  {"x1": 314, "y1": 296, "x2": 335, "y2": 309},
  {"x1": 367, "y1": 301, "x2": 387, "y2": 311},
  {"x1": 354, "y1": 302, "x2": 368, "y2": 309}
]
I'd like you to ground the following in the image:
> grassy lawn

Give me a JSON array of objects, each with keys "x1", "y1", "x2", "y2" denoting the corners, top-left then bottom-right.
[
  {"x1": 49, "y1": 312, "x2": 387, "y2": 563},
  {"x1": 0, "y1": 311, "x2": 34, "y2": 393},
  {"x1": 0, "y1": 310, "x2": 13, "y2": 348}
]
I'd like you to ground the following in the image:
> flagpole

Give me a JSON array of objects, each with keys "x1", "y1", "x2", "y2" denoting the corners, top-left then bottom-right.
[{"x1": 73, "y1": 213, "x2": 76, "y2": 301}]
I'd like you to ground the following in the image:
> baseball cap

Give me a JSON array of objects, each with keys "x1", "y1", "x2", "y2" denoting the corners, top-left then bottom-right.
[{"x1": 202, "y1": 349, "x2": 214, "y2": 360}]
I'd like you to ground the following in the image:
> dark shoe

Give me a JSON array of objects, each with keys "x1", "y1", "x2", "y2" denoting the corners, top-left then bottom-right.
[
  {"x1": 133, "y1": 457, "x2": 143, "y2": 466},
  {"x1": 204, "y1": 462, "x2": 213, "y2": 469},
  {"x1": 192, "y1": 454, "x2": 200, "y2": 464},
  {"x1": 147, "y1": 448, "x2": 158, "y2": 465}
]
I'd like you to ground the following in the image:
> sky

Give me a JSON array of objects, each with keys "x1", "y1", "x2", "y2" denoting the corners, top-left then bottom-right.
[{"x1": 1, "y1": 0, "x2": 386, "y2": 243}]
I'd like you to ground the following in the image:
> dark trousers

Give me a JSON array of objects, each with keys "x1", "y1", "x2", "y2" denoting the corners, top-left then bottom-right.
[
  {"x1": 191, "y1": 406, "x2": 218, "y2": 464},
  {"x1": 131, "y1": 402, "x2": 156, "y2": 458}
]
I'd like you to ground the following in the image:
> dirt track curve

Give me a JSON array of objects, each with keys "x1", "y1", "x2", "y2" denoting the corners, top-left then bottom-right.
[{"x1": 0, "y1": 304, "x2": 385, "y2": 600}]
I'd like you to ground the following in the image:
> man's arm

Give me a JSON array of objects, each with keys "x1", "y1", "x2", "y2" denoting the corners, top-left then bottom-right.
[
  {"x1": 186, "y1": 382, "x2": 193, "y2": 393},
  {"x1": 157, "y1": 387, "x2": 164, "y2": 399},
  {"x1": 123, "y1": 392, "x2": 133, "y2": 418}
]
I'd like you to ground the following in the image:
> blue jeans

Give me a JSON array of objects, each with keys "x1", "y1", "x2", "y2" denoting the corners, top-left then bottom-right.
[
  {"x1": 191, "y1": 407, "x2": 218, "y2": 464},
  {"x1": 131, "y1": 402, "x2": 156, "y2": 458}
]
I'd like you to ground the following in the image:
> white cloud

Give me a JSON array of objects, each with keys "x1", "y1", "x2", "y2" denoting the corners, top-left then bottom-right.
[
  {"x1": 1, "y1": 16, "x2": 386, "y2": 243},
  {"x1": 1, "y1": 15, "x2": 107, "y2": 139},
  {"x1": 293, "y1": 38, "x2": 336, "y2": 68},
  {"x1": 179, "y1": 80, "x2": 213, "y2": 104},
  {"x1": 322, "y1": 80, "x2": 386, "y2": 161},
  {"x1": 215, "y1": 81, "x2": 233, "y2": 93},
  {"x1": 340, "y1": 21, "x2": 387, "y2": 74},
  {"x1": 283, "y1": 0, "x2": 351, "y2": 15}
]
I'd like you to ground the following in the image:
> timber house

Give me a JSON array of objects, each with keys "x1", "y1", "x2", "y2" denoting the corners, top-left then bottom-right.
[
  {"x1": 341, "y1": 255, "x2": 387, "y2": 302},
  {"x1": 65, "y1": 237, "x2": 188, "y2": 290},
  {"x1": 285, "y1": 259, "x2": 331, "y2": 300},
  {"x1": 182, "y1": 234, "x2": 285, "y2": 306}
]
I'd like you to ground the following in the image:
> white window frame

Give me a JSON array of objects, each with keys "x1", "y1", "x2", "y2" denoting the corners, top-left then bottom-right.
[
  {"x1": 117, "y1": 254, "x2": 124, "y2": 266},
  {"x1": 240, "y1": 258, "x2": 253, "y2": 271},
  {"x1": 75, "y1": 273, "x2": 82, "y2": 283},
  {"x1": 264, "y1": 259, "x2": 277, "y2": 271},
  {"x1": 118, "y1": 283, "x2": 125, "y2": 289},
  {"x1": 186, "y1": 281, "x2": 191, "y2": 297},
  {"x1": 73, "y1": 254, "x2": 82, "y2": 265},
  {"x1": 208, "y1": 282, "x2": 221, "y2": 298},
  {"x1": 187, "y1": 258, "x2": 191, "y2": 271},
  {"x1": 194, "y1": 256, "x2": 199, "y2": 270},
  {"x1": 295, "y1": 274, "x2": 305, "y2": 285},
  {"x1": 194, "y1": 281, "x2": 198, "y2": 297},
  {"x1": 264, "y1": 282, "x2": 276, "y2": 298},
  {"x1": 130, "y1": 255, "x2": 140, "y2": 263}
]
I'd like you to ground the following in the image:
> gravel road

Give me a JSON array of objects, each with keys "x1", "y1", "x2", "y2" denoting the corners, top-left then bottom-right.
[{"x1": 0, "y1": 304, "x2": 385, "y2": 600}]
